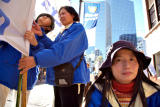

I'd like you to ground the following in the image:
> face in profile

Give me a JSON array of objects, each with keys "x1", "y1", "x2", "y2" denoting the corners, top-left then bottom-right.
[
  {"x1": 37, "y1": 16, "x2": 52, "y2": 32},
  {"x1": 111, "y1": 49, "x2": 139, "y2": 84},
  {"x1": 59, "y1": 8, "x2": 74, "y2": 26}
]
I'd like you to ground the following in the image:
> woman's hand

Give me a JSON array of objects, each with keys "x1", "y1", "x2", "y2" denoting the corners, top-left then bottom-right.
[
  {"x1": 24, "y1": 31, "x2": 38, "y2": 46},
  {"x1": 18, "y1": 56, "x2": 37, "y2": 74},
  {"x1": 32, "y1": 21, "x2": 43, "y2": 36}
]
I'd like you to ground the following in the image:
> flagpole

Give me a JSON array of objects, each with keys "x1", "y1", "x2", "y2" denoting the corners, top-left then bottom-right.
[
  {"x1": 16, "y1": 74, "x2": 22, "y2": 107},
  {"x1": 16, "y1": 55, "x2": 28, "y2": 107},
  {"x1": 22, "y1": 64, "x2": 27, "y2": 107},
  {"x1": 79, "y1": 0, "x2": 82, "y2": 19},
  {"x1": 20, "y1": 0, "x2": 36, "y2": 105}
]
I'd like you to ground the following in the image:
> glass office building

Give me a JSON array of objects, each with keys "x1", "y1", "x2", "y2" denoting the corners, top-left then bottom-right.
[
  {"x1": 95, "y1": 1, "x2": 110, "y2": 58},
  {"x1": 107, "y1": 0, "x2": 137, "y2": 43},
  {"x1": 119, "y1": 33, "x2": 137, "y2": 47}
]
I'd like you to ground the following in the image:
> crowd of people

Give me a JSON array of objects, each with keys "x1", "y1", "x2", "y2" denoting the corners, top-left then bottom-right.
[{"x1": 0, "y1": 5, "x2": 160, "y2": 107}]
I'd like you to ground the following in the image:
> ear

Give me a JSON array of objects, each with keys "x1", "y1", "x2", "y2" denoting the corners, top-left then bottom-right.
[{"x1": 71, "y1": 15, "x2": 75, "y2": 20}]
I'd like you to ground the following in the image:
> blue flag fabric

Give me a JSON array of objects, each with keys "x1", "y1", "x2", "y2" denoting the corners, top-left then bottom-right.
[
  {"x1": 0, "y1": 0, "x2": 10, "y2": 35},
  {"x1": 83, "y1": 2, "x2": 100, "y2": 29},
  {"x1": 0, "y1": 0, "x2": 35, "y2": 55}
]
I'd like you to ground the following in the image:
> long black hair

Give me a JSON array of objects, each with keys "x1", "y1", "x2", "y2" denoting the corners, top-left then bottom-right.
[
  {"x1": 59, "y1": 6, "x2": 80, "y2": 22},
  {"x1": 85, "y1": 53, "x2": 160, "y2": 107}
]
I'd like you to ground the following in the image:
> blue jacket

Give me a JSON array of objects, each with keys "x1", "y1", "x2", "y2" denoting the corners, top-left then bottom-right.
[
  {"x1": 34, "y1": 22, "x2": 89, "y2": 85},
  {"x1": 0, "y1": 41, "x2": 40, "y2": 90},
  {"x1": 87, "y1": 82, "x2": 160, "y2": 107}
]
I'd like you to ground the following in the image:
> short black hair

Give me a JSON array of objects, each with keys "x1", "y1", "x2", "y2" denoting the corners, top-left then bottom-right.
[
  {"x1": 59, "y1": 6, "x2": 80, "y2": 22},
  {"x1": 35, "y1": 13, "x2": 55, "y2": 32}
]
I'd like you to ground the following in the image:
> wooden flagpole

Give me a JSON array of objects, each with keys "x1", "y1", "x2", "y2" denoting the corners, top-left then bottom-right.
[
  {"x1": 22, "y1": 69, "x2": 27, "y2": 107},
  {"x1": 16, "y1": 74, "x2": 22, "y2": 107},
  {"x1": 16, "y1": 55, "x2": 28, "y2": 107}
]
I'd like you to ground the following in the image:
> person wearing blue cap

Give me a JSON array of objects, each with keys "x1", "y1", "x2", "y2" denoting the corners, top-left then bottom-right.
[{"x1": 85, "y1": 40, "x2": 160, "y2": 107}]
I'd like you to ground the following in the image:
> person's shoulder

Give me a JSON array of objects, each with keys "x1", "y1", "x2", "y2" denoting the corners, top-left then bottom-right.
[
  {"x1": 72, "y1": 22, "x2": 84, "y2": 29},
  {"x1": 143, "y1": 82, "x2": 160, "y2": 97},
  {"x1": 147, "y1": 90, "x2": 160, "y2": 106},
  {"x1": 89, "y1": 85, "x2": 103, "y2": 100},
  {"x1": 72, "y1": 22, "x2": 82, "y2": 26}
]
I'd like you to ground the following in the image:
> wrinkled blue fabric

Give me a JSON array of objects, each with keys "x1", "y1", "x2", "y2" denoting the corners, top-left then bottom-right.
[
  {"x1": 33, "y1": 22, "x2": 90, "y2": 85},
  {"x1": 0, "y1": 36, "x2": 43, "y2": 90}
]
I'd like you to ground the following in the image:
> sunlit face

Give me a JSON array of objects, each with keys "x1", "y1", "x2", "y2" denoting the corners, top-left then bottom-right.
[
  {"x1": 111, "y1": 49, "x2": 139, "y2": 84},
  {"x1": 37, "y1": 16, "x2": 52, "y2": 31},
  {"x1": 59, "y1": 8, "x2": 74, "y2": 26}
]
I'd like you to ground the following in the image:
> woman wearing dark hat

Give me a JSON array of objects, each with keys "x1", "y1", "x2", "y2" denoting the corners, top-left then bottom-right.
[{"x1": 85, "y1": 40, "x2": 160, "y2": 107}]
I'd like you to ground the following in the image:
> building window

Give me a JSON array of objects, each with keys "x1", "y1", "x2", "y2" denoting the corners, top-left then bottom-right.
[
  {"x1": 154, "y1": 52, "x2": 160, "y2": 76},
  {"x1": 156, "y1": 0, "x2": 160, "y2": 20},
  {"x1": 149, "y1": 4, "x2": 157, "y2": 28}
]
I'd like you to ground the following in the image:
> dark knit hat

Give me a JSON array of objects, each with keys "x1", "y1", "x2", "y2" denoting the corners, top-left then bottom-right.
[{"x1": 99, "y1": 40, "x2": 151, "y2": 71}]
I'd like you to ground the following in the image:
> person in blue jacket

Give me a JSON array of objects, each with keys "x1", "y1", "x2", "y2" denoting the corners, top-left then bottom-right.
[
  {"x1": 0, "y1": 13, "x2": 54, "y2": 107},
  {"x1": 85, "y1": 40, "x2": 160, "y2": 107},
  {"x1": 18, "y1": 6, "x2": 89, "y2": 107}
]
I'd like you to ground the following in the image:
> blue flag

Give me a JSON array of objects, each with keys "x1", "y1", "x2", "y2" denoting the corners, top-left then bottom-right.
[
  {"x1": 0, "y1": 0, "x2": 35, "y2": 55},
  {"x1": 0, "y1": 0, "x2": 10, "y2": 35},
  {"x1": 83, "y1": 2, "x2": 100, "y2": 29}
]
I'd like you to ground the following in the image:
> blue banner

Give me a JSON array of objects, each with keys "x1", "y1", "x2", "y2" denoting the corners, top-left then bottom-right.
[
  {"x1": 0, "y1": 0, "x2": 36, "y2": 55},
  {"x1": 0, "y1": 0, "x2": 10, "y2": 35},
  {"x1": 83, "y1": 2, "x2": 100, "y2": 29}
]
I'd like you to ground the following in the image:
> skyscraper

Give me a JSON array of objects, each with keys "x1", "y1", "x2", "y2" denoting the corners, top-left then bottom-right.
[
  {"x1": 137, "y1": 37, "x2": 146, "y2": 53},
  {"x1": 95, "y1": 1, "x2": 111, "y2": 58},
  {"x1": 95, "y1": 0, "x2": 137, "y2": 58},
  {"x1": 107, "y1": 0, "x2": 136, "y2": 43},
  {"x1": 119, "y1": 33, "x2": 137, "y2": 47}
]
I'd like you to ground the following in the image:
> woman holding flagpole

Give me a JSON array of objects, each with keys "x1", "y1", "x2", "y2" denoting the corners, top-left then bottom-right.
[{"x1": 18, "y1": 6, "x2": 89, "y2": 107}]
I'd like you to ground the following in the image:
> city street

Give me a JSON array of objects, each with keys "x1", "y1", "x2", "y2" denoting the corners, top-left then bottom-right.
[{"x1": 1, "y1": 0, "x2": 160, "y2": 107}]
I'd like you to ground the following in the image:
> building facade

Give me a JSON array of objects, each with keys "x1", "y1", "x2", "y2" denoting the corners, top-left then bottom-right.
[
  {"x1": 107, "y1": 0, "x2": 137, "y2": 43},
  {"x1": 95, "y1": 1, "x2": 111, "y2": 58},
  {"x1": 119, "y1": 33, "x2": 137, "y2": 47},
  {"x1": 137, "y1": 37, "x2": 146, "y2": 53},
  {"x1": 143, "y1": 0, "x2": 160, "y2": 76}
]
